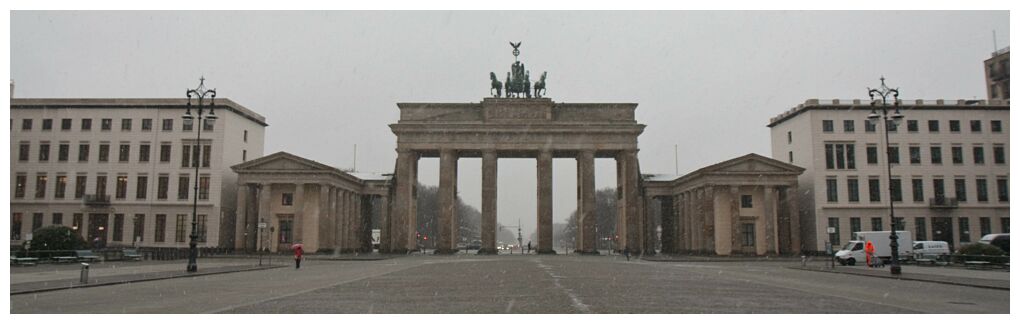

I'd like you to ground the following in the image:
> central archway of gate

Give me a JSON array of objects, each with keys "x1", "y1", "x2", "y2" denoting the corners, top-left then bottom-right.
[{"x1": 383, "y1": 98, "x2": 649, "y2": 256}]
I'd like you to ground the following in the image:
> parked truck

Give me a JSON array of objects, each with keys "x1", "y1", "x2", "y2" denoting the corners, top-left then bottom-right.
[{"x1": 834, "y1": 231, "x2": 913, "y2": 266}]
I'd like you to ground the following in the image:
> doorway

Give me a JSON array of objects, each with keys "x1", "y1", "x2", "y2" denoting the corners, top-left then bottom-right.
[{"x1": 932, "y1": 217, "x2": 954, "y2": 251}]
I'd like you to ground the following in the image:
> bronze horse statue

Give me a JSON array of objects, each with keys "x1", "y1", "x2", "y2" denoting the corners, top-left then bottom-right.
[
  {"x1": 533, "y1": 71, "x2": 547, "y2": 98},
  {"x1": 490, "y1": 72, "x2": 503, "y2": 97}
]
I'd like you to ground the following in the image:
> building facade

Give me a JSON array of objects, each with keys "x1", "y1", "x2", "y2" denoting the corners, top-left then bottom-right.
[
  {"x1": 985, "y1": 47, "x2": 1009, "y2": 101},
  {"x1": 10, "y1": 98, "x2": 266, "y2": 248},
  {"x1": 769, "y1": 99, "x2": 1009, "y2": 253}
]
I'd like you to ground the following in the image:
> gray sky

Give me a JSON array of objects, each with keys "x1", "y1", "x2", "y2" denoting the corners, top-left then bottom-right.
[{"x1": 11, "y1": 11, "x2": 1009, "y2": 239}]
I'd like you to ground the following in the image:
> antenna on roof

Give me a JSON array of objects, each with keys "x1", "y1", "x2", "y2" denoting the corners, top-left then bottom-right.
[{"x1": 353, "y1": 144, "x2": 358, "y2": 172}]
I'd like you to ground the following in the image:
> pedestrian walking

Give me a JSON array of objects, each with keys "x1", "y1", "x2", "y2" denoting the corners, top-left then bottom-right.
[
  {"x1": 527, "y1": 241, "x2": 532, "y2": 254},
  {"x1": 292, "y1": 242, "x2": 304, "y2": 269},
  {"x1": 865, "y1": 241, "x2": 875, "y2": 268},
  {"x1": 624, "y1": 248, "x2": 630, "y2": 261}
]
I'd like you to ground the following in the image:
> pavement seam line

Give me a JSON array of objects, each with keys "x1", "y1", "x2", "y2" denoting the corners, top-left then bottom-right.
[{"x1": 532, "y1": 259, "x2": 591, "y2": 314}]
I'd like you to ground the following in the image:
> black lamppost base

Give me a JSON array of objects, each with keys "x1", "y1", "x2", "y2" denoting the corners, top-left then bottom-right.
[{"x1": 890, "y1": 265, "x2": 902, "y2": 275}]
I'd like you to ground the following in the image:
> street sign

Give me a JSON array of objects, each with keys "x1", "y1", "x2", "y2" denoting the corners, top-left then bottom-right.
[
  {"x1": 258, "y1": 222, "x2": 267, "y2": 229},
  {"x1": 826, "y1": 227, "x2": 836, "y2": 234}
]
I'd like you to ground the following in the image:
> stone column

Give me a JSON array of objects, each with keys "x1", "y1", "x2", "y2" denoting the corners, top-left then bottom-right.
[
  {"x1": 336, "y1": 190, "x2": 346, "y2": 252},
  {"x1": 536, "y1": 150, "x2": 555, "y2": 254},
  {"x1": 788, "y1": 185, "x2": 802, "y2": 255},
  {"x1": 614, "y1": 155, "x2": 627, "y2": 253},
  {"x1": 391, "y1": 150, "x2": 417, "y2": 253},
  {"x1": 704, "y1": 186, "x2": 716, "y2": 254},
  {"x1": 729, "y1": 186, "x2": 741, "y2": 255},
  {"x1": 257, "y1": 183, "x2": 273, "y2": 252},
  {"x1": 354, "y1": 194, "x2": 365, "y2": 252},
  {"x1": 480, "y1": 150, "x2": 498, "y2": 255},
  {"x1": 659, "y1": 196, "x2": 675, "y2": 254},
  {"x1": 379, "y1": 193, "x2": 391, "y2": 253},
  {"x1": 293, "y1": 183, "x2": 305, "y2": 246},
  {"x1": 234, "y1": 183, "x2": 249, "y2": 250},
  {"x1": 348, "y1": 192, "x2": 359, "y2": 252},
  {"x1": 643, "y1": 195, "x2": 656, "y2": 255},
  {"x1": 622, "y1": 151, "x2": 641, "y2": 253},
  {"x1": 764, "y1": 186, "x2": 778, "y2": 255},
  {"x1": 437, "y1": 149, "x2": 458, "y2": 254},
  {"x1": 318, "y1": 184, "x2": 331, "y2": 253},
  {"x1": 576, "y1": 150, "x2": 597, "y2": 254}
]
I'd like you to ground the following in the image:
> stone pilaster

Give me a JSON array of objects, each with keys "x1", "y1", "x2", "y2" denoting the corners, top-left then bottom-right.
[
  {"x1": 479, "y1": 150, "x2": 498, "y2": 255},
  {"x1": 437, "y1": 149, "x2": 458, "y2": 254},
  {"x1": 729, "y1": 186, "x2": 741, "y2": 255},
  {"x1": 537, "y1": 150, "x2": 555, "y2": 254}
]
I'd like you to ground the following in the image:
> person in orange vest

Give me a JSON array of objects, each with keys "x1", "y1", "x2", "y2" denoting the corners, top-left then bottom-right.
[{"x1": 864, "y1": 241, "x2": 875, "y2": 268}]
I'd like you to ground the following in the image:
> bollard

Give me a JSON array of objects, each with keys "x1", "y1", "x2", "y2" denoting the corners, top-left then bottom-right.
[
  {"x1": 79, "y1": 263, "x2": 90, "y2": 284},
  {"x1": 801, "y1": 255, "x2": 807, "y2": 267}
]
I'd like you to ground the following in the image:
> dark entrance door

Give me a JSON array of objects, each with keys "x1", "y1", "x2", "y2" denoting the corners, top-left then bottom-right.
[
  {"x1": 88, "y1": 213, "x2": 109, "y2": 248},
  {"x1": 932, "y1": 217, "x2": 954, "y2": 251}
]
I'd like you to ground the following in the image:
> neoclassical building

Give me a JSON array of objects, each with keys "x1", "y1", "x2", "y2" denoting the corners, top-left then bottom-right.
[
  {"x1": 231, "y1": 152, "x2": 391, "y2": 253},
  {"x1": 645, "y1": 154, "x2": 804, "y2": 256}
]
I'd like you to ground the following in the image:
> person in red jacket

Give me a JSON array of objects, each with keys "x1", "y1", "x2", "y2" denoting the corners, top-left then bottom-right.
[
  {"x1": 864, "y1": 241, "x2": 875, "y2": 268},
  {"x1": 292, "y1": 243, "x2": 304, "y2": 269}
]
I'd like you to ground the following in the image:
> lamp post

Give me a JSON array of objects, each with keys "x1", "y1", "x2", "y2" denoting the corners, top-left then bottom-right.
[
  {"x1": 183, "y1": 77, "x2": 217, "y2": 272},
  {"x1": 867, "y1": 77, "x2": 903, "y2": 275}
]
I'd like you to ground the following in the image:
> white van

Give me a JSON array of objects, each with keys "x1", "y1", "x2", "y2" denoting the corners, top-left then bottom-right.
[{"x1": 912, "y1": 241, "x2": 950, "y2": 263}]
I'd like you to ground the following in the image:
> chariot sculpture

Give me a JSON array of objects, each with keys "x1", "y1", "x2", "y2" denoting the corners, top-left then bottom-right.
[{"x1": 490, "y1": 42, "x2": 547, "y2": 99}]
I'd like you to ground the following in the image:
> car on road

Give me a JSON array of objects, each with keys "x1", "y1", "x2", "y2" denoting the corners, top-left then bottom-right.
[
  {"x1": 912, "y1": 241, "x2": 950, "y2": 263},
  {"x1": 978, "y1": 233, "x2": 1009, "y2": 253},
  {"x1": 466, "y1": 240, "x2": 481, "y2": 250}
]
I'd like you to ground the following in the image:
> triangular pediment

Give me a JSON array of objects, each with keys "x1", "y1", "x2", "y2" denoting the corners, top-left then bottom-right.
[
  {"x1": 703, "y1": 153, "x2": 804, "y2": 174},
  {"x1": 232, "y1": 152, "x2": 337, "y2": 172}
]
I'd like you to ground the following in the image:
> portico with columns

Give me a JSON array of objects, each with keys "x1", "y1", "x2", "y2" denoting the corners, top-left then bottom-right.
[
  {"x1": 644, "y1": 154, "x2": 804, "y2": 256},
  {"x1": 231, "y1": 152, "x2": 391, "y2": 253},
  {"x1": 387, "y1": 97, "x2": 647, "y2": 255}
]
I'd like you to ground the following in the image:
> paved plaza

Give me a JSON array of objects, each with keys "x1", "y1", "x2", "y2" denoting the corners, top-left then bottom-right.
[{"x1": 9, "y1": 254, "x2": 1010, "y2": 314}]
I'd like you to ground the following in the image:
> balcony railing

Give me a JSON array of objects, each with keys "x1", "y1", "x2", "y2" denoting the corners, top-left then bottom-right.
[
  {"x1": 929, "y1": 197, "x2": 959, "y2": 208},
  {"x1": 83, "y1": 194, "x2": 111, "y2": 206},
  {"x1": 990, "y1": 67, "x2": 1009, "y2": 81}
]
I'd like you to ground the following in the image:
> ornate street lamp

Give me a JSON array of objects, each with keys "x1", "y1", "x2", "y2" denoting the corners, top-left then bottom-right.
[
  {"x1": 867, "y1": 77, "x2": 903, "y2": 275},
  {"x1": 183, "y1": 77, "x2": 217, "y2": 272}
]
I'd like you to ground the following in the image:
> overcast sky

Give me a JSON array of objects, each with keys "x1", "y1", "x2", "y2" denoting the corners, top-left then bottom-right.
[{"x1": 10, "y1": 11, "x2": 1009, "y2": 239}]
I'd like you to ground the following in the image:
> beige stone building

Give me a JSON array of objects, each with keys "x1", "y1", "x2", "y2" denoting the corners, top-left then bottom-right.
[
  {"x1": 769, "y1": 99, "x2": 1010, "y2": 253},
  {"x1": 231, "y1": 152, "x2": 391, "y2": 253},
  {"x1": 644, "y1": 154, "x2": 804, "y2": 255},
  {"x1": 10, "y1": 98, "x2": 266, "y2": 248},
  {"x1": 985, "y1": 47, "x2": 1009, "y2": 100}
]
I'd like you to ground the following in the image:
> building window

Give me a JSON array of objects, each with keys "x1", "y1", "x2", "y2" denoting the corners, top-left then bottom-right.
[
  {"x1": 843, "y1": 120, "x2": 854, "y2": 132},
  {"x1": 113, "y1": 214, "x2": 124, "y2": 242},
  {"x1": 35, "y1": 174, "x2": 48, "y2": 199},
  {"x1": 15, "y1": 175, "x2": 26, "y2": 198},
  {"x1": 160, "y1": 144, "x2": 172, "y2": 162},
  {"x1": 976, "y1": 178, "x2": 988, "y2": 202},
  {"x1": 959, "y1": 218, "x2": 971, "y2": 243},
  {"x1": 786, "y1": 131, "x2": 791, "y2": 144},
  {"x1": 933, "y1": 178, "x2": 946, "y2": 199},
  {"x1": 970, "y1": 120, "x2": 982, "y2": 133},
  {"x1": 828, "y1": 217, "x2": 840, "y2": 245},
  {"x1": 178, "y1": 176, "x2": 190, "y2": 200},
  {"x1": 822, "y1": 120, "x2": 834, "y2": 132},
  {"x1": 243, "y1": 150, "x2": 248, "y2": 162},
  {"x1": 98, "y1": 144, "x2": 110, "y2": 162},
  {"x1": 826, "y1": 178, "x2": 838, "y2": 202},
  {"x1": 847, "y1": 178, "x2": 860, "y2": 202},
  {"x1": 139, "y1": 144, "x2": 150, "y2": 162},
  {"x1": 980, "y1": 217, "x2": 991, "y2": 237},
  {"x1": 155, "y1": 214, "x2": 166, "y2": 243},
  {"x1": 30, "y1": 214, "x2": 43, "y2": 233},
  {"x1": 741, "y1": 223, "x2": 756, "y2": 247},
  {"x1": 183, "y1": 119, "x2": 193, "y2": 131},
  {"x1": 141, "y1": 118, "x2": 153, "y2": 131},
  {"x1": 282, "y1": 193, "x2": 294, "y2": 206},
  {"x1": 162, "y1": 119, "x2": 173, "y2": 131},
  {"x1": 973, "y1": 146, "x2": 985, "y2": 164},
  {"x1": 885, "y1": 120, "x2": 898, "y2": 132},
  {"x1": 199, "y1": 176, "x2": 210, "y2": 199},
  {"x1": 119, "y1": 144, "x2": 131, "y2": 162},
  {"x1": 787, "y1": 151, "x2": 792, "y2": 163},
  {"x1": 61, "y1": 118, "x2": 72, "y2": 130},
  {"x1": 868, "y1": 178, "x2": 881, "y2": 202},
  {"x1": 101, "y1": 118, "x2": 112, "y2": 131},
  {"x1": 824, "y1": 143, "x2": 855, "y2": 170},
  {"x1": 893, "y1": 217, "x2": 905, "y2": 231},
  {"x1": 121, "y1": 119, "x2": 132, "y2": 131},
  {"x1": 912, "y1": 178, "x2": 924, "y2": 202},
  {"x1": 866, "y1": 146, "x2": 878, "y2": 164},
  {"x1": 11, "y1": 213, "x2": 22, "y2": 240},
  {"x1": 906, "y1": 120, "x2": 918, "y2": 132},
  {"x1": 951, "y1": 146, "x2": 963, "y2": 164},
  {"x1": 197, "y1": 215, "x2": 207, "y2": 242},
  {"x1": 1002, "y1": 218, "x2": 1010, "y2": 233},
  {"x1": 39, "y1": 143, "x2": 50, "y2": 162},
  {"x1": 58, "y1": 144, "x2": 69, "y2": 162},
  {"x1": 908, "y1": 146, "x2": 921, "y2": 164},
  {"x1": 244, "y1": 130, "x2": 249, "y2": 142},
  {"x1": 928, "y1": 120, "x2": 939, "y2": 132},
  {"x1": 202, "y1": 145, "x2": 212, "y2": 167},
  {"x1": 175, "y1": 214, "x2": 187, "y2": 243},
  {"x1": 865, "y1": 119, "x2": 876, "y2": 132},
  {"x1": 116, "y1": 176, "x2": 129, "y2": 199},
  {"x1": 74, "y1": 175, "x2": 87, "y2": 199},
  {"x1": 136, "y1": 176, "x2": 148, "y2": 199},
  {"x1": 997, "y1": 178, "x2": 1008, "y2": 202},
  {"x1": 42, "y1": 119, "x2": 53, "y2": 131},
  {"x1": 990, "y1": 120, "x2": 1002, "y2": 132},
  {"x1": 949, "y1": 120, "x2": 960, "y2": 132},
  {"x1": 133, "y1": 214, "x2": 145, "y2": 243},
  {"x1": 81, "y1": 118, "x2": 92, "y2": 131},
  {"x1": 915, "y1": 218, "x2": 927, "y2": 241},
  {"x1": 157, "y1": 176, "x2": 169, "y2": 200},
  {"x1": 73, "y1": 214, "x2": 83, "y2": 234},
  {"x1": 740, "y1": 195, "x2": 753, "y2": 208},
  {"x1": 79, "y1": 144, "x2": 90, "y2": 162},
  {"x1": 890, "y1": 178, "x2": 902, "y2": 202},
  {"x1": 850, "y1": 217, "x2": 862, "y2": 234},
  {"x1": 887, "y1": 146, "x2": 900, "y2": 164},
  {"x1": 278, "y1": 216, "x2": 294, "y2": 244},
  {"x1": 954, "y1": 178, "x2": 967, "y2": 202},
  {"x1": 930, "y1": 146, "x2": 942, "y2": 164},
  {"x1": 55, "y1": 175, "x2": 67, "y2": 199},
  {"x1": 21, "y1": 119, "x2": 32, "y2": 130},
  {"x1": 871, "y1": 217, "x2": 883, "y2": 231},
  {"x1": 19, "y1": 143, "x2": 29, "y2": 161},
  {"x1": 182, "y1": 144, "x2": 191, "y2": 167},
  {"x1": 203, "y1": 119, "x2": 214, "y2": 131},
  {"x1": 993, "y1": 146, "x2": 1005, "y2": 164},
  {"x1": 53, "y1": 213, "x2": 64, "y2": 225},
  {"x1": 96, "y1": 175, "x2": 107, "y2": 196}
]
